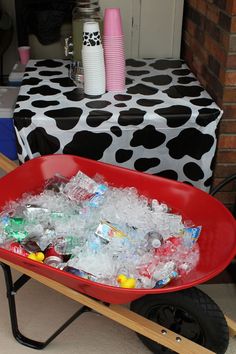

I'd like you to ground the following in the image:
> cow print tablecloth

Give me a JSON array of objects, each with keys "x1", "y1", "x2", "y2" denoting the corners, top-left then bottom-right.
[{"x1": 13, "y1": 58, "x2": 223, "y2": 191}]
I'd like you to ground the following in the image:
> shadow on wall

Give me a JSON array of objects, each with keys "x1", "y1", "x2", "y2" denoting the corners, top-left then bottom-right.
[{"x1": 0, "y1": 9, "x2": 13, "y2": 84}]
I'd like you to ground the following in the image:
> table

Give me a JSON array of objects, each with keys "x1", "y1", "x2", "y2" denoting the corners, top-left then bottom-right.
[{"x1": 13, "y1": 58, "x2": 223, "y2": 192}]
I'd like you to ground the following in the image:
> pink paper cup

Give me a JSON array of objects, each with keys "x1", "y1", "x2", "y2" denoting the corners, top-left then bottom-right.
[
  {"x1": 103, "y1": 8, "x2": 124, "y2": 37},
  {"x1": 18, "y1": 46, "x2": 30, "y2": 65}
]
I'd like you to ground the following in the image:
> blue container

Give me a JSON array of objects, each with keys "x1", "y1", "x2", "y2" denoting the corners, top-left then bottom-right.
[
  {"x1": 0, "y1": 87, "x2": 19, "y2": 160},
  {"x1": 0, "y1": 118, "x2": 18, "y2": 160}
]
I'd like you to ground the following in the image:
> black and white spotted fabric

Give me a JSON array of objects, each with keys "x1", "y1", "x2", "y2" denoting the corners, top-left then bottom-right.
[
  {"x1": 83, "y1": 31, "x2": 101, "y2": 46},
  {"x1": 13, "y1": 58, "x2": 223, "y2": 191}
]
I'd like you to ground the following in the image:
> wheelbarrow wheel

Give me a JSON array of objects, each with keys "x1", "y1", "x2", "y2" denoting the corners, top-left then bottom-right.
[{"x1": 130, "y1": 287, "x2": 229, "y2": 354}]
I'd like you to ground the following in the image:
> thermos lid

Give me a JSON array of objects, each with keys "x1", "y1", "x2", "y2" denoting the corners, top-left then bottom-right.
[
  {"x1": 73, "y1": 0, "x2": 100, "y2": 9},
  {"x1": 73, "y1": 0, "x2": 100, "y2": 13}
]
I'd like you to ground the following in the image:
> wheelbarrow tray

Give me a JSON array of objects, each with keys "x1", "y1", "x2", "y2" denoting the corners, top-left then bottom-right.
[{"x1": 0, "y1": 154, "x2": 235, "y2": 304}]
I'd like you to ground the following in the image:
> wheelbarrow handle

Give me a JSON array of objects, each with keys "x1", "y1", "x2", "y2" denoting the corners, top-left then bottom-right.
[
  {"x1": 0, "y1": 153, "x2": 18, "y2": 174},
  {"x1": 210, "y1": 174, "x2": 236, "y2": 196}
]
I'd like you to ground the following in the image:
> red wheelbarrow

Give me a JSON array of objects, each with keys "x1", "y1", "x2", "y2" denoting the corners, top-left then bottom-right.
[{"x1": 0, "y1": 153, "x2": 235, "y2": 354}]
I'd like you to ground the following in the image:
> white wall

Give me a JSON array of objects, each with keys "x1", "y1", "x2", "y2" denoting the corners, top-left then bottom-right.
[{"x1": 139, "y1": 0, "x2": 184, "y2": 58}]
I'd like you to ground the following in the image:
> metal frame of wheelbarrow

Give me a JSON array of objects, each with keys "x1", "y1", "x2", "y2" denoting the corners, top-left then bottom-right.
[{"x1": 0, "y1": 153, "x2": 235, "y2": 354}]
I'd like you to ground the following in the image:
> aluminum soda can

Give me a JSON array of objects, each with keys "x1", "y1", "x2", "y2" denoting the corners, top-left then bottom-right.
[
  {"x1": 22, "y1": 239, "x2": 42, "y2": 253},
  {"x1": 44, "y1": 244, "x2": 61, "y2": 258},
  {"x1": 8, "y1": 241, "x2": 29, "y2": 257},
  {"x1": 44, "y1": 255, "x2": 63, "y2": 268}
]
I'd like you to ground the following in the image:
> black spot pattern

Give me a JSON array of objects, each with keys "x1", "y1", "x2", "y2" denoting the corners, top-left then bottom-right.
[
  {"x1": 167, "y1": 128, "x2": 214, "y2": 159},
  {"x1": 126, "y1": 77, "x2": 134, "y2": 85},
  {"x1": 110, "y1": 126, "x2": 122, "y2": 137},
  {"x1": 126, "y1": 59, "x2": 146, "y2": 67},
  {"x1": 210, "y1": 156, "x2": 215, "y2": 171},
  {"x1": 134, "y1": 158, "x2": 160, "y2": 172},
  {"x1": 178, "y1": 77, "x2": 197, "y2": 84},
  {"x1": 183, "y1": 181, "x2": 194, "y2": 187},
  {"x1": 190, "y1": 98, "x2": 214, "y2": 107},
  {"x1": 155, "y1": 105, "x2": 192, "y2": 127},
  {"x1": 39, "y1": 71, "x2": 63, "y2": 76},
  {"x1": 35, "y1": 60, "x2": 63, "y2": 68},
  {"x1": 137, "y1": 99, "x2": 164, "y2": 107},
  {"x1": 196, "y1": 108, "x2": 221, "y2": 127},
  {"x1": 142, "y1": 75, "x2": 172, "y2": 86},
  {"x1": 86, "y1": 101, "x2": 111, "y2": 109},
  {"x1": 63, "y1": 89, "x2": 85, "y2": 101},
  {"x1": 118, "y1": 108, "x2": 146, "y2": 126},
  {"x1": 16, "y1": 139, "x2": 23, "y2": 155},
  {"x1": 164, "y1": 85, "x2": 204, "y2": 98},
  {"x1": 85, "y1": 94, "x2": 102, "y2": 99},
  {"x1": 27, "y1": 127, "x2": 60, "y2": 154},
  {"x1": 172, "y1": 69, "x2": 191, "y2": 76},
  {"x1": 115, "y1": 103, "x2": 127, "y2": 107},
  {"x1": 86, "y1": 110, "x2": 113, "y2": 127},
  {"x1": 63, "y1": 131, "x2": 112, "y2": 160},
  {"x1": 83, "y1": 31, "x2": 101, "y2": 46},
  {"x1": 127, "y1": 84, "x2": 158, "y2": 95},
  {"x1": 115, "y1": 149, "x2": 133, "y2": 163},
  {"x1": 28, "y1": 85, "x2": 60, "y2": 96},
  {"x1": 50, "y1": 77, "x2": 75, "y2": 87},
  {"x1": 183, "y1": 162, "x2": 204, "y2": 181},
  {"x1": 131, "y1": 125, "x2": 166, "y2": 149},
  {"x1": 204, "y1": 177, "x2": 212, "y2": 187},
  {"x1": 14, "y1": 110, "x2": 35, "y2": 130},
  {"x1": 150, "y1": 59, "x2": 183, "y2": 70},
  {"x1": 22, "y1": 78, "x2": 42, "y2": 86},
  {"x1": 127, "y1": 70, "x2": 150, "y2": 76},
  {"x1": 16, "y1": 95, "x2": 30, "y2": 102},
  {"x1": 25, "y1": 67, "x2": 37, "y2": 72},
  {"x1": 44, "y1": 107, "x2": 83, "y2": 130},
  {"x1": 32, "y1": 100, "x2": 60, "y2": 108},
  {"x1": 114, "y1": 95, "x2": 132, "y2": 101},
  {"x1": 155, "y1": 170, "x2": 178, "y2": 180}
]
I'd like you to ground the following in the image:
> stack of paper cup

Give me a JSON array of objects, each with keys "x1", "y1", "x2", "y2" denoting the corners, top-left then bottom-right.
[
  {"x1": 103, "y1": 8, "x2": 126, "y2": 92},
  {"x1": 82, "y1": 21, "x2": 106, "y2": 96}
]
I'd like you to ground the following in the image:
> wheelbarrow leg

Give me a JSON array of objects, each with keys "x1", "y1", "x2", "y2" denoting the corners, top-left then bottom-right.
[{"x1": 0, "y1": 262, "x2": 91, "y2": 350}]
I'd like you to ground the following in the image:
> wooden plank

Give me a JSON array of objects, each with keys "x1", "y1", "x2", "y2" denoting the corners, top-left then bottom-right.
[
  {"x1": 0, "y1": 153, "x2": 17, "y2": 173},
  {"x1": 225, "y1": 315, "x2": 236, "y2": 337},
  {"x1": 0, "y1": 257, "x2": 215, "y2": 354}
]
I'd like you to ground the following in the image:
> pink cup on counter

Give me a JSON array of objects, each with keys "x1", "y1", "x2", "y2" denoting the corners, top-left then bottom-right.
[
  {"x1": 103, "y1": 8, "x2": 124, "y2": 37},
  {"x1": 18, "y1": 46, "x2": 30, "y2": 65}
]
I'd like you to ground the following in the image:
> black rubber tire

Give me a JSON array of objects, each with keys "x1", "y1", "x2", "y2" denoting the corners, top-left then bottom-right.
[{"x1": 130, "y1": 287, "x2": 229, "y2": 354}]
